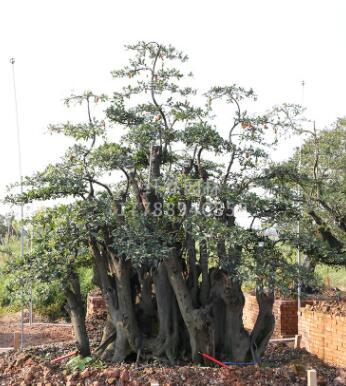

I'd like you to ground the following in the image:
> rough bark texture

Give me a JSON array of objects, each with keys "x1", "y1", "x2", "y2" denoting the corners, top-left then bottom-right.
[
  {"x1": 152, "y1": 263, "x2": 179, "y2": 362},
  {"x1": 250, "y1": 290, "x2": 275, "y2": 363},
  {"x1": 87, "y1": 230, "x2": 275, "y2": 365},
  {"x1": 164, "y1": 247, "x2": 214, "y2": 361},
  {"x1": 64, "y1": 271, "x2": 91, "y2": 357}
]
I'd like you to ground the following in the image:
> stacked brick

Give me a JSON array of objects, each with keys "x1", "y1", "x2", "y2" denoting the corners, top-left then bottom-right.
[
  {"x1": 243, "y1": 294, "x2": 260, "y2": 332},
  {"x1": 299, "y1": 307, "x2": 346, "y2": 367},
  {"x1": 243, "y1": 293, "x2": 311, "y2": 337},
  {"x1": 274, "y1": 299, "x2": 302, "y2": 337},
  {"x1": 86, "y1": 292, "x2": 106, "y2": 319}
]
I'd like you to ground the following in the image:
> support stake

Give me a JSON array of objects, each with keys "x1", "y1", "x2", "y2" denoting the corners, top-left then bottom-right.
[
  {"x1": 13, "y1": 332, "x2": 20, "y2": 349},
  {"x1": 307, "y1": 369, "x2": 317, "y2": 386},
  {"x1": 294, "y1": 334, "x2": 302, "y2": 349}
]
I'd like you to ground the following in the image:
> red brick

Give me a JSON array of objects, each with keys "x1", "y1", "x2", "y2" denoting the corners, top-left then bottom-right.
[{"x1": 298, "y1": 309, "x2": 346, "y2": 367}]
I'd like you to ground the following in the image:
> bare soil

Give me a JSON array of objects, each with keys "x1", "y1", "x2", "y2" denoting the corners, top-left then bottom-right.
[
  {"x1": 0, "y1": 310, "x2": 345, "y2": 385},
  {"x1": 0, "y1": 311, "x2": 73, "y2": 349},
  {"x1": 0, "y1": 342, "x2": 344, "y2": 385}
]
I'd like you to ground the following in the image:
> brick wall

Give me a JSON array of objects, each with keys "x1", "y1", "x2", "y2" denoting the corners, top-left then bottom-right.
[
  {"x1": 243, "y1": 294, "x2": 311, "y2": 337},
  {"x1": 274, "y1": 299, "x2": 301, "y2": 337},
  {"x1": 243, "y1": 294, "x2": 259, "y2": 332},
  {"x1": 299, "y1": 308, "x2": 346, "y2": 367},
  {"x1": 86, "y1": 293, "x2": 106, "y2": 318}
]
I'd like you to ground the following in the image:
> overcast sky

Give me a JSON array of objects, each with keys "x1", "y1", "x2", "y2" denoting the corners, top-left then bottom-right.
[{"x1": 1, "y1": 0, "x2": 345, "y2": 215}]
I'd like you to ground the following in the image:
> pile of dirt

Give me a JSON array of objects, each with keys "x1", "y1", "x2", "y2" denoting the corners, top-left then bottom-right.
[
  {"x1": 320, "y1": 287, "x2": 346, "y2": 300},
  {"x1": 304, "y1": 299, "x2": 346, "y2": 316},
  {"x1": 86, "y1": 309, "x2": 107, "y2": 343},
  {"x1": 0, "y1": 342, "x2": 344, "y2": 385}
]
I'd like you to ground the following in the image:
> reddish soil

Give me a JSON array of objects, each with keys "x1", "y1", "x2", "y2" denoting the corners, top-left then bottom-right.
[
  {"x1": 0, "y1": 312, "x2": 73, "y2": 349},
  {"x1": 0, "y1": 341, "x2": 344, "y2": 385},
  {"x1": 0, "y1": 310, "x2": 345, "y2": 385}
]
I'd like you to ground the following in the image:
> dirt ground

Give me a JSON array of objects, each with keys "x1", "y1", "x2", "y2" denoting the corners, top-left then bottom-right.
[
  {"x1": 0, "y1": 311, "x2": 73, "y2": 349},
  {"x1": 0, "y1": 342, "x2": 345, "y2": 385},
  {"x1": 0, "y1": 310, "x2": 345, "y2": 385}
]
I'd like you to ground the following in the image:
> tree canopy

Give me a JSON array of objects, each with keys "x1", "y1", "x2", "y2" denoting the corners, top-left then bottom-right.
[{"x1": 7, "y1": 41, "x2": 340, "y2": 364}]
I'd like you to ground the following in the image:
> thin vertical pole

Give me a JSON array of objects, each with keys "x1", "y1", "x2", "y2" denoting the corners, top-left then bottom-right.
[
  {"x1": 297, "y1": 80, "x2": 305, "y2": 314},
  {"x1": 148, "y1": 141, "x2": 154, "y2": 187},
  {"x1": 297, "y1": 151, "x2": 301, "y2": 312},
  {"x1": 29, "y1": 228, "x2": 33, "y2": 326},
  {"x1": 10, "y1": 58, "x2": 25, "y2": 349}
]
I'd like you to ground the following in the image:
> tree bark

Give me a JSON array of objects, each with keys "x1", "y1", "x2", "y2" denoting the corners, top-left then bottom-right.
[
  {"x1": 164, "y1": 247, "x2": 214, "y2": 361},
  {"x1": 210, "y1": 269, "x2": 250, "y2": 361},
  {"x1": 108, "y1": 253, "x2": 142, "y2": 353},
  {"x1": 199, "y1": 240, "x2": 210, "y2": 306},
  {"x1": 250, "y1": 290, "x2": 275, "y2": 363},
  {"x1": 89, "y1": 237, "x2": 276, "y2": 364},
  {"x1": 95, "y1": 314, "x2": 117, "y2": 360},
  {"x1": 64, "y1": 271, "x2": 91, "y2": 357},
  {"x1": 186, "y1": 233, "x2": 199, "y2": 308},
  {"x1": 89, "y1": 238, "x2": 131, "y2": 361},
  {"x1": 152, "y1": 262, "x2": 179, "y2": 362}
]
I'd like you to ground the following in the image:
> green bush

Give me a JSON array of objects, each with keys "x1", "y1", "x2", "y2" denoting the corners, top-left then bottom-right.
[
  {"x1": 78, "y1": 267, "x2": 95, "y2": 302},
  {"x1": 0, "y1": 275, "x2": 13, "y2": 308},
  {"x1": 32, "y1": 281, "x2": 68, "y2": 321},
  {"x1": 31, "y1": 267, "x2": 94, "y2": 321},
  {"x1": 1, "y1": 236, "x2": 95, "y2": 320}
]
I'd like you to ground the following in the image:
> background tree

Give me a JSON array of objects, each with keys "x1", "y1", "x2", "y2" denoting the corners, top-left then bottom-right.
[
  {"x1": 24, "y1": 205, "x2": 91, "y2": 356},
  {"x1": 0, "y1": 215, "x2": 8, "y2": 243},
  {"x1": 262, "y1": 121, "x2": 346, "y2": 270}
]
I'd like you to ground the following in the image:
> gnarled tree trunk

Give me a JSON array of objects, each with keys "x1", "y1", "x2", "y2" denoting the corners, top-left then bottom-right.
[
  {"x1": 89, "y1": 234, "x2": 276, "y2": 365},
  {"x1": 250, "y1": 290, "x2": 275, "y2": 363},
  {"x1": 164, "y1": 247, "x2": 214, "y2": 361},
  {"x1": 64, "y1": 271, "x2": 91, "y2": 357}
]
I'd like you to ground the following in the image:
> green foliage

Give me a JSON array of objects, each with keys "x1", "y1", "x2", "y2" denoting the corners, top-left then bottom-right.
[
  {"x1": 65, "y1": 355, "x2": 105, "y2": 371},
  {"x1": 32, "y1": 281, "x2": 67, "y2": 321},
  {"x1": 65, "y1": 355, "x2": 93, "y2": 371},
  {"x1": 262, "y1": 122, "x2": 346, "y2": 267},
  {"x1": 0, "y1": 276, "x2": 17, "y2": 310},
  {"x1": 78, "y1": 267, "x2": 95, "y2": 299},
  {"x1": 0, "y1": 215, "x2": 8, "y2": 241},
  {"x1": 0, "y1": 205, "x2": 94, "y2": 320},
  {"x1": 5, "y1": 41, "x2": 324, "y2": 303},
  {"x1": 3, "y1": 42, "x2": 346, "y2": 365}
]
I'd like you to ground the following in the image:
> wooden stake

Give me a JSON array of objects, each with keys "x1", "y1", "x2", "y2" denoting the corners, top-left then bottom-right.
[
  {"x1": 307, "y1": 369, "x2": 317, "y2": 386},
  {"x1": 294, "y1": 334, "x2": 302, "y2": 349},
  {"x1": 13, "y1": 332, "x2": 20, "y2": 349}
]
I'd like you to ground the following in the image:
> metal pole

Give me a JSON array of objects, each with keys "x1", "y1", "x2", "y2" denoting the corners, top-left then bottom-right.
[
  {"x1": 29, "y1": 228, "x2": 33, "y2": 326},
  {"x1": 297, "y1": 185, "x2": 301, "y2": 310},
  {"x1": 297, "y1": 80, "x2": 305, "y2": 313},
  {"x1": 10, "y1": 58, "x2": 25, "y2": 349}
]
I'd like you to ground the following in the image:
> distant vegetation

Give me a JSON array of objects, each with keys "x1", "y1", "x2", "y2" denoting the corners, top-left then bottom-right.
[{"x1": 0, "y1": 232, "x2": 94, "y2": 320}]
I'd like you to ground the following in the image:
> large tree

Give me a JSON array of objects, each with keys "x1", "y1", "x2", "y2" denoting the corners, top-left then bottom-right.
[{"x1": 8, "y1": 42, "x2": 302, "y2": 364}]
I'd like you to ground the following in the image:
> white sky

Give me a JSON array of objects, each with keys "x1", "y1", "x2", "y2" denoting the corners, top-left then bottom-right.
[{"x1": 1, "y1": 0, "x2": 346, "y2": 215}]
